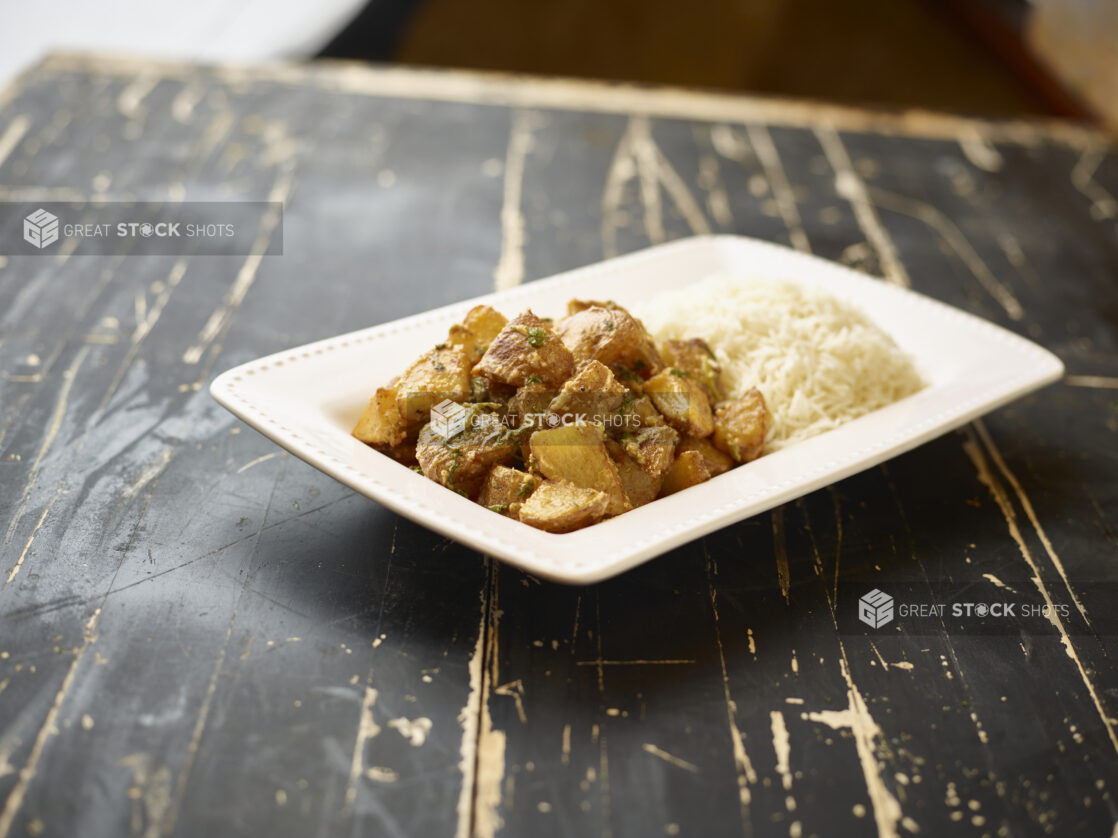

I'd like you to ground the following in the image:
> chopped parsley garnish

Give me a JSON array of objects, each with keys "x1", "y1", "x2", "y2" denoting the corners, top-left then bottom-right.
[
  {"x1": 487, "y1": 503, "x2": 509, "y2": 513},
  {"x1": 669, "y1": 368, "x2": 687, "y2": 377},
  {"x1": 525, "y1": 374, "x2": 542, "y2": 384},
  {"x1": 603, "y1": 320, "x2": 614, "y2": 331},
  {"x1": 526, "y1": 328, "x2": 548, "y2": 347}
]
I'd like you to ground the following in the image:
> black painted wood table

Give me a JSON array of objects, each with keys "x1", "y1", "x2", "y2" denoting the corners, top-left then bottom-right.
[{"x1": 1, "y1": 53, "x2": 1117, "y2": 838}]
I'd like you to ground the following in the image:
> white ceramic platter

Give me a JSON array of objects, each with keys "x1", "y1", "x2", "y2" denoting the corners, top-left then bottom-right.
[{"x1": 211, "y1": 235, "x2": 1063, "y2": 584}]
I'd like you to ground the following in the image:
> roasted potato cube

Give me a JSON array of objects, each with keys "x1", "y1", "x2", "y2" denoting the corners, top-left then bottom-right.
[
  {"x1": 415, "y1": 411, "x2": 519, "y2": 499},
  {"x1": 448, "y1": 305, "x2": 508, "y2": 364},
  {"x1": 555, "y1": 306, "x2": 663, "y2": 378},
  {"x1": 528, "y1": 423, "x2": 631, "y2": 516},
  {"x1": 395, "y1": 346, "x2": 472, "y2": 425},
  {"x1": 713, "y1": 388, "x2": 770, "y2": 463},
  {"x1": 473, "y1": 311, "x2": 574, "y2": 387},
  {"x1": 609, "y1": 392, "x2": 663, "y2": 439},
  {"x1": 518, "y1": 480, "x2": 609, "y2": 533},
  {"x1": 659, "y1": 450, "x2": 712, "y2": 497},
  {"x1": 660, "y1": 339, "x2": 724, "y2": 404},
  {"x1": 678, "y1": 435, "x2": 734, "y2": 477},
  {"x1": 352, "y1": 386, "x2": 406, "y2": 447},
  {"x1": 618, "y1": 424, "x2": 678, "y2": 479},
  {"x1": 478, "y1": 465, "x2": 540, "y2": 518},
  {"x1": 548, "y1": 360, "x2": 627, "y2": 421},
  {"x1": 606, "y1": 440, "x2": 664, "y2": 508},
  {"x1": 507, "y1": 381, "x2": 554, "y2": 429},
  {"x1": 566, "y1": 299, "x2": 621, "y2": 316},
  {"x1": 644, "y1": 369, "x2": 714, "y2": 438}
]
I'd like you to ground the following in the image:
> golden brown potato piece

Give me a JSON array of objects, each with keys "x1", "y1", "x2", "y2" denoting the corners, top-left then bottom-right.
[
  {"x1": 395, "y1": 346, "x2": 472, "y2": 425},
  {"x1": 660, "y1": 339, "x2": 724, "y2": 405},
  {"x1": 352, "y1": 386, "x2": 406, "y2": 447},
  {"x1": 478, "y1": 465, "x2": 540, "y2": 518},
  {"x1": 566, "y1": 299, "x2": 621, "y2": 316},
  {"x1": 606, "y1": 440, "x2": 664, "y2": 507},
  {"x1": 609, "y1": 393, "x2": 664, "y2": 440},
  {"x1": 473, "y1": 310, "x2": 574, "y2": 387},
  {"x1": 548, "y1": 360, "x2": 627, "y2": 421},
  {"x1": 644, "y1": 369, "x2": 715, "y2": 438},
  {"x1": 528, "y1": 423, "x2": 631, "y2": 516},
  {"x1": 507, "y1": 381, "x2": 554, "y2": 429},
  {"x1": 617, "y1": 424, "x2": 678, "y2": 480},
  {"x1": 447, "y1": 305, "x2": 508, "y2": 364},
  {"x1": 518, "y1": 480, "x2": 609, "y2": 533},
  {"x1": 678, "y1": 435, "x2": 734, "y2": 477},
  {"x1": 555, "y1": 306, "x2": 663, "y2": 379},
  {"x1": 659, "y1": 450, "x2": 712, "y2": 497},
  {"x1": 415, "y1": 412, "x2": 520, "y2": 499},
  {"x1": 713, "y1": 388, "x2": 770, "y2": 463}
]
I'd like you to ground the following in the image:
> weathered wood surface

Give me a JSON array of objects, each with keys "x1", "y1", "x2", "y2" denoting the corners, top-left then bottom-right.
[{"x1": 1, "y1": 53, "x2": 1117, "y2": 838}]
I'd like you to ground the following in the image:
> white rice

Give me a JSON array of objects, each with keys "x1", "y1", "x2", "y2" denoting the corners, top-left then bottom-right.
[{"x1": 639, "y1": 272, "x2": 925, "y2": 451}]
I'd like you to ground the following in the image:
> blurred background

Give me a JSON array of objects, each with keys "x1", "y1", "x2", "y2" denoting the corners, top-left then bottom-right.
[{"x1": 0, "y1": 0, "x2": 1114, "y2": 128}]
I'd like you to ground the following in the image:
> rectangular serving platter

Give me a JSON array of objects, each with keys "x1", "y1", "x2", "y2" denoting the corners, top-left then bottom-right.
[{"x1": 211, "y1": 235, "x2": 1064, "y2": 584}]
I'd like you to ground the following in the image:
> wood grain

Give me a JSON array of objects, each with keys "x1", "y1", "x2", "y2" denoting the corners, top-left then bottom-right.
[{"x1": 0, "y1": 52, "x2": 1116, "y2": 838}]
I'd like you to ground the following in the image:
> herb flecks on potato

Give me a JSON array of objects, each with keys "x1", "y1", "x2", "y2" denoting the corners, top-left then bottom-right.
[
  {"x1": 479, "y1": 465, "x2": 540, "y2": 518},
  {"x1": 415, "y1": 407, "x2": 520, "y2": 499},
  {"x1": 473, "y1": 310, "x2": 574, "y2": 388},
  {"x1": 395, "y1": 346, "x2": 472, "y2": 426},
  {"x1": 352, "y1": 300, "x2": 770, "y2": 534},
  {"x1": 644, "y1": 368, "x2": 715, "y2": 438},
  {"x1": 555, "y1": 304, "x2": 663, "y2": 378},
  {"x1": 713, "y1": 388, "x2": 770, "y2": 463},
  {"x1": 660, "y1": 338, "x2": 724, "y2": 405}
]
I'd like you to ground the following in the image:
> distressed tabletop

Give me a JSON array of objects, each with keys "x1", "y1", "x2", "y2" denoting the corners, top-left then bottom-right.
[{"x1": 1, "y1": 53, "x2": 1117, "y2": 838}]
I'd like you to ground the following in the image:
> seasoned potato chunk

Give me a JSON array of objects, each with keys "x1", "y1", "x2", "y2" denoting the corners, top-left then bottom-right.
[
  {"x1": 659, "y1": 450, "x2": 712, "y2": 497},
  {"x1": 606, "y1": 440, "x2": 664, "y2": 507},
  {"x1": 519, "y1": 480, "x2": 609, "y2": 533},
  {"x1": 555, "y1": 305, "x2": 663, "y2": 379},
  {"x1": 678, "y1": 435, "x2": 734, "y2": 477},
  {"x1": 549, "y1": 360, "x2": 627, "y2": 421},
  {"x1": 395, "y1": 346, "x2": 472, "y2": 425},
  {"x1": 447, "y1": 305, "x2": 508, "y2": 364},
  {"x1": 478, "y1": 465, "x2": 540, "y2": 518},
  {"x1": 609, "y1": 392, "x2": 664, "y2": 439},
  {"x1": 566, "y1": 299, "x2": 621, "y2": 316},
  {"x1": 528, "y1": 423, "x2": 631, "y2": 516},
  {"x1": 507, "y1": 381, "x2": 554, "y2": 429},
  {"x1": 474, "y1": 311, "x2": 574, "y2": 387},
  {"x1": 660, "y1": 338, "x2": 724, "y2": 404},
  {"x1": 415, "y1": 412, "x2": 519, "y2": 499},
  {"x1": 644, "y1": 369, "x2": 715, "y2": 438},
  {"x1": 713, "y1": 388, "x2": 770, "y2": 463},
  {"x1": 617, "y1": 424, "x2": 678, "y2": 479},
  {"x1": 352, "y1": 386, "x2": 406, "y2": 447}
]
